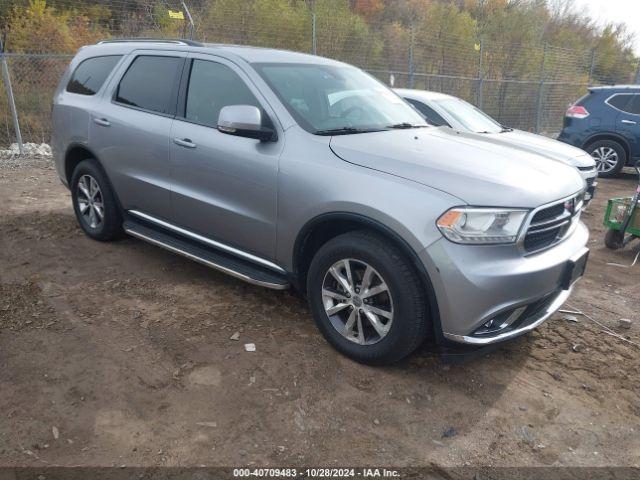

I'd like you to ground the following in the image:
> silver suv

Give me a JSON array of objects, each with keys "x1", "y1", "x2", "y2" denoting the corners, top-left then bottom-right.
[{"x1": 52, "y1": 39, "x2": 589, "y2": 364}]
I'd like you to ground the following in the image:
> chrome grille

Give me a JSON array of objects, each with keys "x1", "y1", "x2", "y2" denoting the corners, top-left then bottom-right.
[
  {"x1": 531, "y1": 203, "x2": 564, "y2": 224},
  {"x1": 523, "y1": 194, "x2": 582, "y2": 253}
]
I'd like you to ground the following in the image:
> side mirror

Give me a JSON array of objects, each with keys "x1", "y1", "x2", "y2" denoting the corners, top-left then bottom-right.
[{"x1": 217, "y1": 105, "x2": 275, "y2": 142}]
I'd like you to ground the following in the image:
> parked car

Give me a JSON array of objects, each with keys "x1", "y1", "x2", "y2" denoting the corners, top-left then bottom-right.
[
  {"x1": 558, "y1": 85, "x2": 640, "y2": 178},
  {"x1": 52, "y1": 39, "x2": 589, "y2": 365},
  {"x1": 397, "y1": 88, "x2": 598, "y2": 203}
]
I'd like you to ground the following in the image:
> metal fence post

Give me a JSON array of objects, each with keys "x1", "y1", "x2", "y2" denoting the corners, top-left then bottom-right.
[
  {"x1": 0, "y1": 39, "x2": 24, "y2": 154},
  {"x1": 535, "y1": 44, "x2": 547, "y2": 134},
  {"x1": 535, "y1": 80, "x2": 545, "y2": 134},
  {"x1": 477, "y1": 38, "x2": 484, "y2": 108},
  {"x1": 311, "y1": 13, "x2": 317, "y2": 55},
  {"x1": 588, "y1": 48, "x2": 596, "y2": 85},
  {"x1": 181, "y1": 1, "x2": 195, "y2": 40},
  {"x1": 408, "y1": 23, "x2": 415, "y2": 88}
]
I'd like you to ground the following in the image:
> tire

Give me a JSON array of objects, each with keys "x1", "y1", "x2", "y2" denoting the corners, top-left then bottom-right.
[
  {"x1": 70, "y1": 158, "x2": 123, "y2": 241},
  {"x1": 306, "y1": 230, "x2": 430, "y2": 365},
  {"x1": 587, "y1": 139, "x2": 626, "y2": 178},
  {"x1": 604, "y1": 229, "x2": 625, "y2": 250}
]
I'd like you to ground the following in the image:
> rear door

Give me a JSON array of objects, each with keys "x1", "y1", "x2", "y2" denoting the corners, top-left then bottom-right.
[
  {"x1": 169, "y1": 53, "x2": 282, "y2": 260},
  {"x1": 615, "y1": 94, "x2": 640, "y2": 160},
  {"x1": 52, "y1": 54, "x2": 123, "y2": 184},
  {"x1": 90, "y1": 50, "x2": 186, "y2": 219}
]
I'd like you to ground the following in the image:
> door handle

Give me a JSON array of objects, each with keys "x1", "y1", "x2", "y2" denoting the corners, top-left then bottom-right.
[
  {"x1": 621, "y1": 119, "x2": 637, "y2": 125},
  {"x1": 93, "y1": 117, "x2": 111, "y2": 127},
  {"x1": 173, "y1": 137, "x2": 197, "y2": 148}
]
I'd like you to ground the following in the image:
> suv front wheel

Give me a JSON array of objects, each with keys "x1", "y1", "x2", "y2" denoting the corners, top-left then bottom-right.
[
  {"x1": 307, "y1": 231, "x2": 430, "y2": 365},
  {"x1": 587, "y1": 139, "x2": 626, "y2": 178}
]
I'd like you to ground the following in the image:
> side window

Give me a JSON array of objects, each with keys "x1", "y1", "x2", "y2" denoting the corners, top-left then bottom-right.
[
  {"x1": 185, "y1": 59, "x2": 261, "y2": 128},
  {"x1": 627, "y1": 94, "x2": 640, "y2": 115},
  {"x1": 608, "y1": 94, "x2": 632, "y2": 112},
  {"x1": 66, "y1": 55, "x2": 122, "y2": 95},
  {"x1": 407, "y1": 99, "x2": 448, "y2": 127},
  {"x1": 115, "y1": 56, "x2": 183, "y2": 115}
]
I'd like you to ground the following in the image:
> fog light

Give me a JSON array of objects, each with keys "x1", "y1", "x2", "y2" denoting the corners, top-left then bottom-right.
[{"x1": 474, "y1": 306, "x2": 527, "y2": 336}]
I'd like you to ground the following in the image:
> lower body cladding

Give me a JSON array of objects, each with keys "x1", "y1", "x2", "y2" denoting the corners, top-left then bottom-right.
[{"x1": 421, "y1": 221, "x2": 589, "y2": 345}]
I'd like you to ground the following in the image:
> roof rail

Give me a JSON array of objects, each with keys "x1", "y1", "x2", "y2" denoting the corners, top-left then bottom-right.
[
  {"x1": 98, "y1": 38, "x2": 203, "y2": 47},
  {"x1": 589, "y1": 84, "x2": 640, "y2": 90}
]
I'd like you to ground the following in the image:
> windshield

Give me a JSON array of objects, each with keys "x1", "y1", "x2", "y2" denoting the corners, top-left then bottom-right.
[
  {"x1": 435, "y1": 98, "x2": 503, "y2": 133},
  {"x1": 254, "y1": 63, "x2": 427, "y2": 134}
]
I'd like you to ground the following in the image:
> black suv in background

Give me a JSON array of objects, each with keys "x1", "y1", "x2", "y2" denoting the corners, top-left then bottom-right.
[{"x1": 558, "y1": 85, "x2": 640, "y2": 177}]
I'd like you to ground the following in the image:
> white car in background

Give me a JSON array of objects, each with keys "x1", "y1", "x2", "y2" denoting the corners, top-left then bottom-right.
[{"x1": 396, "y1": 89, "x2": 598, "y2": 204}]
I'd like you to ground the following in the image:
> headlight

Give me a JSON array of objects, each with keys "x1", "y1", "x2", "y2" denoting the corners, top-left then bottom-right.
[{"x1": 436, "y1": 207, "x2": 528, "y2": 244}]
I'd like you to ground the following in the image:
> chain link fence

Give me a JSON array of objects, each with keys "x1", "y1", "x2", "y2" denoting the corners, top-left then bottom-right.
[
  {"x1": 1, "y1": 53, "x2": 72, "y2": 148},
  {"x1": 1, "y1": 0, "x2": 639, "y2": 149}
]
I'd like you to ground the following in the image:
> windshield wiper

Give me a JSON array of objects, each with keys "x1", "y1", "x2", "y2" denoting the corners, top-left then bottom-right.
[
  {"x1": 314, "y1": 127, "x2": 385, "y2": 136},
  {"x1": 500, "y1": 125, "x2": 514, "y2": 132},
  {"x1": 387, "y1": 122, "x2": 428, "y2": 129}
]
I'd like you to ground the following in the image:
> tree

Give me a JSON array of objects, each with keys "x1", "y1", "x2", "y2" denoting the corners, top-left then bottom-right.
[
  {"x1": 200, "y1": 0, "x2": 310, "y2": 51},
  {"x1": 313, "y1": 0, "x2": 382, "y2": 66},
  {"x1": 6, "y1": 0, "x2": 107, "y2": 53},
  {"x1": 353, "y1": 0, "x2": 384, "y2": 23},
  {"x1": 592, "y1": 24, "x2": 638, "y2": 84}
]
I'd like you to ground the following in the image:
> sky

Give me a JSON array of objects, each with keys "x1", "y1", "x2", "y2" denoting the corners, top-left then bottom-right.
[{"x1": 571, "y1": 0, "x2": 640, "y2": 54}]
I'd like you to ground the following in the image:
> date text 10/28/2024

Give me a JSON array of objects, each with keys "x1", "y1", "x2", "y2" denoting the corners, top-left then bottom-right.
[{"x1": 233, "y1": 468, "x2": 401, "y2": 478}]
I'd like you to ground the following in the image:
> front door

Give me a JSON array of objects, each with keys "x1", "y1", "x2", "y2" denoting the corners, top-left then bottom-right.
[{"x1": 169, "y1": 55, "x2": 282, "y2": 260}]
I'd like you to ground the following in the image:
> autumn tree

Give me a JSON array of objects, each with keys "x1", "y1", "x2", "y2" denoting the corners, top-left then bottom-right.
[
  {"x1": 6, "y1": 0, "x2": 105, "y2": 53},
  {"x1": 200, "y1": 0, "x2": 310, "y2": 51}
]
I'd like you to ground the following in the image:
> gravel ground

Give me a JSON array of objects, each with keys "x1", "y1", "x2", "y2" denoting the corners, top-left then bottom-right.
[{"x1": 0, "y1": 157, "x2": 639, "y2": 468}]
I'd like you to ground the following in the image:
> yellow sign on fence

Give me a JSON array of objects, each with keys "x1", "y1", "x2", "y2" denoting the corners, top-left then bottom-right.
[{"x1": 168, "y1": 10, "x2": 184, "y2": 20}]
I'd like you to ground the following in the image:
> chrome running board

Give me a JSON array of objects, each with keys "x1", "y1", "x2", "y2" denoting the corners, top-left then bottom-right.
[
  {"x1": 128, "y1": 209, "x2": 285, "y2": 274},
  {"x1": 123, "y1": 219, "x2": 289, "y2": 290}
]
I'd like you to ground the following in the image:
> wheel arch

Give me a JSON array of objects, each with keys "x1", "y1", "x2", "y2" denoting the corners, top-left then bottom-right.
[
  {"x1": 292, "y1": 212, "x2": 444, "y2": 342},
  {"x1": 64, "y1": 143, "x2": 102, "y2": 185},
  {"x1": 64, "y1": 143, "x2": 124, "y2": 211},
  {"x1": 583, "y1": 132, "x2": 631, "y2": 163}
]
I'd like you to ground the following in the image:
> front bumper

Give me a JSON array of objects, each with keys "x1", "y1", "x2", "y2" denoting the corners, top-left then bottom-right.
[
  {"x1": 579, "y1": 169, "x2": 598, "y2": 204},
  {"x1": 420, "y1": 221, "x2": 589, "y2": 345},
  {"x1": 585, "y1": 182, "x2": 597, "y2": 203},
  {"x1": 441, "y1": 287, "x2": 572, "y2": 345}
]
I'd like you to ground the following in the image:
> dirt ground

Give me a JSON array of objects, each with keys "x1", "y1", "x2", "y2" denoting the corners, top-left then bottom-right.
[{"x1": 0, "y1": 156, "x2": 639, "y2": 468}]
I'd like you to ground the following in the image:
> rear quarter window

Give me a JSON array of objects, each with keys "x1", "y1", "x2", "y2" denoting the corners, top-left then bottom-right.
[
  {"x1": 66, "y1": 55, "x2": 122, "y2": 96},
  {"x1": 606, "y1": 94, "x2": 633, "y2": 111}
]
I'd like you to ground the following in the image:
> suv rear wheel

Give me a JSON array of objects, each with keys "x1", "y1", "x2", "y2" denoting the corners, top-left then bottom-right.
[
  {"x1": 71, "y1": 159, "x2": 123, "y2": 241},
  {"x1": 587, "y1": 139, "x2": 626, "y2": 178},
  {"x1": 307, "y1": 231, "x2": 430, "y2": 365}
]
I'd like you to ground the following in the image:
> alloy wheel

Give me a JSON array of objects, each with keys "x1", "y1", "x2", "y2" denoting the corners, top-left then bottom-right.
[
  {"x1": 77, "y1": 174, "x2": 104, "y2": 229},
  {"x1": 591, "y1": 146, "x2": 619, "y2": 173},
  {"x1": 321, "y1": 259, "x2": 394, "y2": 345}
]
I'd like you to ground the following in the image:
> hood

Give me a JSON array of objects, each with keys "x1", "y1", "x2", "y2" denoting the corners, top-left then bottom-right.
[
  {"x1": 476, "y1": 129, "x2": 595, "y2": 168},
  {"x1": 329, "y1": 127, "x2": 585, "y2": 208}
]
